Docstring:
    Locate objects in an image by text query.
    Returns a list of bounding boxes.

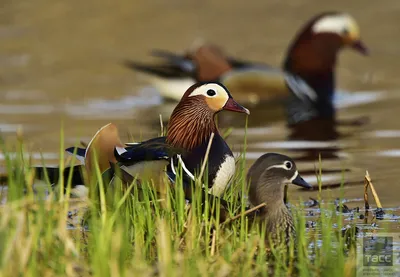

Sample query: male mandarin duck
[65,82,249,198]
[126,12,367,125]
[246,153,312,245]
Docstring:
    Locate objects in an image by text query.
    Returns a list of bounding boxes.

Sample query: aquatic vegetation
[0,129,391,277]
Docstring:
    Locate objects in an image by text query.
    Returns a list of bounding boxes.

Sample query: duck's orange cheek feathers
[205,96,228,112]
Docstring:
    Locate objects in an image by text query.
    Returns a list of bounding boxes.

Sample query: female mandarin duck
[126,12,367,125]
[246,153,312,245]
[65,82,249,198]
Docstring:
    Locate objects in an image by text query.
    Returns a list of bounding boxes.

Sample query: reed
[0,129,370,277]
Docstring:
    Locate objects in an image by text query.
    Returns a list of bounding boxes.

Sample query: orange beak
[352,40,369,55]
[223,98,250,115]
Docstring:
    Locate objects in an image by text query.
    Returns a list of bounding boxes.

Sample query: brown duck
[246,153,312,245]
[60,82,249,199]
[126,12,367,125]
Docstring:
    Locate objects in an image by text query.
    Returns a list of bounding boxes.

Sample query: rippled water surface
[0,1,399,230]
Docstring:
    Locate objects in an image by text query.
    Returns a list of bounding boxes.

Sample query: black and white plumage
[165,133,236,197]
[111,82,249,198]
[59,82,248,201]
[111,133,235,198]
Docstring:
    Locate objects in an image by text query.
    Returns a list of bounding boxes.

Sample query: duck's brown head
[166,82,249,150]
[284,12,368,75]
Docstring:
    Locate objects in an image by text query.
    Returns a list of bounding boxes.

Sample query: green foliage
[0,133,358,277]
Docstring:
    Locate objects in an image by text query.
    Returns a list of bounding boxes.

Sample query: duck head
[284,12,368,74]
[246,153,312,245]
[246,153,312,208]
[311,12,367,55]
[166,82,249,150]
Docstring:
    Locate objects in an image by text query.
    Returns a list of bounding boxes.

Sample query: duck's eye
[342,28,349,35]
[284,161,292,170]
[206,89,216,97]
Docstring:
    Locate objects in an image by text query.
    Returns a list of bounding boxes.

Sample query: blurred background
[1,1,400,206]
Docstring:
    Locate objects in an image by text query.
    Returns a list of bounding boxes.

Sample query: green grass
[0,134,360,277]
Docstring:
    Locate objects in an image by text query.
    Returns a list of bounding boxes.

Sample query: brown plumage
[246,153,312,246]
[166,97,217,151]
[285,12,346,74]
[283,12,367,104]
[107,82,249,200]
[166,81,249,151]
[189,44,232,81]
[84,123,124,179]
[126,11,368,112]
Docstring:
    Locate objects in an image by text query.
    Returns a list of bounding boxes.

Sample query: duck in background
[246,153,312,246]
[125,12,368,137]
[62,82,249,200]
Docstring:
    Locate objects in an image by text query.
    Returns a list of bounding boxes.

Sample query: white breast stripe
[289,170,299,182]
[177,155,195,181]
[170,157,176,175]
[209,155,235,197]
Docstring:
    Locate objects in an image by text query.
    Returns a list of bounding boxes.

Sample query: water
[0,1,399,231]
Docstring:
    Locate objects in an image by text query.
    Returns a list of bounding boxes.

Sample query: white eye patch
[188,83,226,98]
[312,14,356,35]
[266,161,293,171]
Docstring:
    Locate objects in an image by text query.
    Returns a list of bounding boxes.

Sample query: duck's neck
[166,103,218,151]
[260,201,294,243]
[261,200,292,223]
[283,34,340,106]
[252,179,294,237]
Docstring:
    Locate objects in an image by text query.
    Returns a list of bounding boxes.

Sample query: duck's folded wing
[150,49,272,73]
[113,137,174,183]
[115,136,171,164]
[283,73,319,125]
[123,60,195,79]
[221,68,319,122]
[227,57,273,70]
[150,49,196,73]
[220,67,291,101]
